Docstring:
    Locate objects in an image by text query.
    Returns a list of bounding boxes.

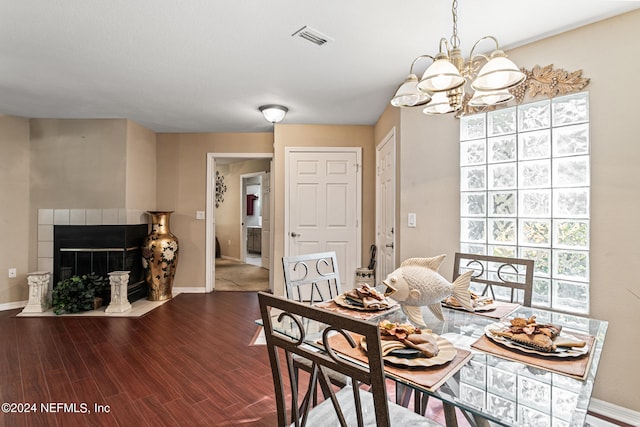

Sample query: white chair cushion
[295,385,441,427]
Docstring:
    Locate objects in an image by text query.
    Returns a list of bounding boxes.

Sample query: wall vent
[292,26,333,46]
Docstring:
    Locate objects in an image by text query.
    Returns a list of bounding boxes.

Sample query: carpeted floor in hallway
[215,258,269,292]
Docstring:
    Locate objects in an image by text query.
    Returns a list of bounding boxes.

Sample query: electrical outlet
[195,210,205,220]
[8,268,17,278]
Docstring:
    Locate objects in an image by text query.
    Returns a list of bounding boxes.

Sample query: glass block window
[460,92,590,314]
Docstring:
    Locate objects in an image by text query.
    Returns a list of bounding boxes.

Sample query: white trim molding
[589,398,640,426]
[0,300,27,312]
[173,287,207,295]
[205,152,274,294]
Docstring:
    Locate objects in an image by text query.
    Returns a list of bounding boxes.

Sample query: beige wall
[155,132,273,287]
[156,126,375,296]
[0,116,30,304]
[398,111,460,274]
[396,9,640,412]
[215,158,271,260]
[126,120,157,210]
[272,124,375,296]
[29,119,128,209]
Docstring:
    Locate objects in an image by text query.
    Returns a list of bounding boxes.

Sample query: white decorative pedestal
[105,271,132,313]
[22,271,51,313]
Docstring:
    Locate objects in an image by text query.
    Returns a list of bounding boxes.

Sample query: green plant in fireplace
[52,273,106,315]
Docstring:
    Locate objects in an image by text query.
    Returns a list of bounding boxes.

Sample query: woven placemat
[471,332,596,380]
[327,333,472,392]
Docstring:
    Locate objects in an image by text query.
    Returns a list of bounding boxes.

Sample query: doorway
[205,153,273,293]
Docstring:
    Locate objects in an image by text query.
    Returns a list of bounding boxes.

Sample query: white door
[261,171,270,268]
[376,129,396,283]
[285,148,361,290]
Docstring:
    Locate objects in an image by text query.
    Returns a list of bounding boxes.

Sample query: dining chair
[449,252,535,427]
[282,252,348,395]
[282,251,342,304]
[398,253,536,425]
[452,252,534,307]
[258,291,441,427]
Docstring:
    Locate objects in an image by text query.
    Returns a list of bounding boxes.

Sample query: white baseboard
[0,300,27,312]
[173,286,207,294]
[221,255,241,262]
[589,398,640,426]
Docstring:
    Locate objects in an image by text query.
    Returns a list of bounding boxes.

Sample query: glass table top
[259,302,608,427]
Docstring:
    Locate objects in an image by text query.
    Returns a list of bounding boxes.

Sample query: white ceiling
[1,1,638,133]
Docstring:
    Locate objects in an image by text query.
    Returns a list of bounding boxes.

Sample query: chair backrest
[258,291,390,427]
[282,252,342,304]
[453,252,535,307]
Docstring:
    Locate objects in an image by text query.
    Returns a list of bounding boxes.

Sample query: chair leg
[456,405,491,427]
[443,403,458,427]
[414,391,429,415]
[396,384,430,416]
[472,414,491,427]
[395,383,413,408]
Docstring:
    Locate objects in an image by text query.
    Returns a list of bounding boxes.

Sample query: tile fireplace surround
[37,208,148,290]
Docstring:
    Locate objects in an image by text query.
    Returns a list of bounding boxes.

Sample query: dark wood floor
[0,292,277,426]
[0,292,629,427]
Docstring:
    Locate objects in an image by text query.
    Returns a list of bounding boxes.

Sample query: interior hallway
[214,258,269,292]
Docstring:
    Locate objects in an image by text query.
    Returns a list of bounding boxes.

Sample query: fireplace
[53,224,149,303]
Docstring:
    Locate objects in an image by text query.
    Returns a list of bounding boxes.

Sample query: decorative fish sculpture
[382,254,473,327]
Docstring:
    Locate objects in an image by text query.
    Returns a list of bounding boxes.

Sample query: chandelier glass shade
[390,0,526,114]
[422,91,459,115]
[417,54,466,93]
[471,51,525,92]
[390,74,432,107]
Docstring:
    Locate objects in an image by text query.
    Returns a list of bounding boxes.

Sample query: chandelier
[390,0,526,115]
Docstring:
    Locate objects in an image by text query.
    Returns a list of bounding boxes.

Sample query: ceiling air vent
[292,26,333,46]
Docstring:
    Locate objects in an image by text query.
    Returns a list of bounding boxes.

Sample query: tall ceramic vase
[142,211,179,301]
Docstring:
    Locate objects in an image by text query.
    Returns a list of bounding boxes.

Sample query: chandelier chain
[450,0,460,48]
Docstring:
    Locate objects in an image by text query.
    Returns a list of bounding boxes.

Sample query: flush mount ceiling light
[390,0,526,115]
[259,104,289,124]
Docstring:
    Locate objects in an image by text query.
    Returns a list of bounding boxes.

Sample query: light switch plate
[408,213,417,228]
[195,211,205,220]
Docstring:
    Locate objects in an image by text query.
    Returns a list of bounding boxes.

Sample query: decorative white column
[22,271,51,313]
[105,271,132,313]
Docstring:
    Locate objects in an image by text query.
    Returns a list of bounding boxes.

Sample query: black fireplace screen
[54,224,149,301]
[58,248,142,282]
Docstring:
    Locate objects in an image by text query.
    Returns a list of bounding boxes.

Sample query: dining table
[258,298,608,427]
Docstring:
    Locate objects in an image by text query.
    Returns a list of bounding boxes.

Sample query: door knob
[290,232,299,237]
[385,242,394,249]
